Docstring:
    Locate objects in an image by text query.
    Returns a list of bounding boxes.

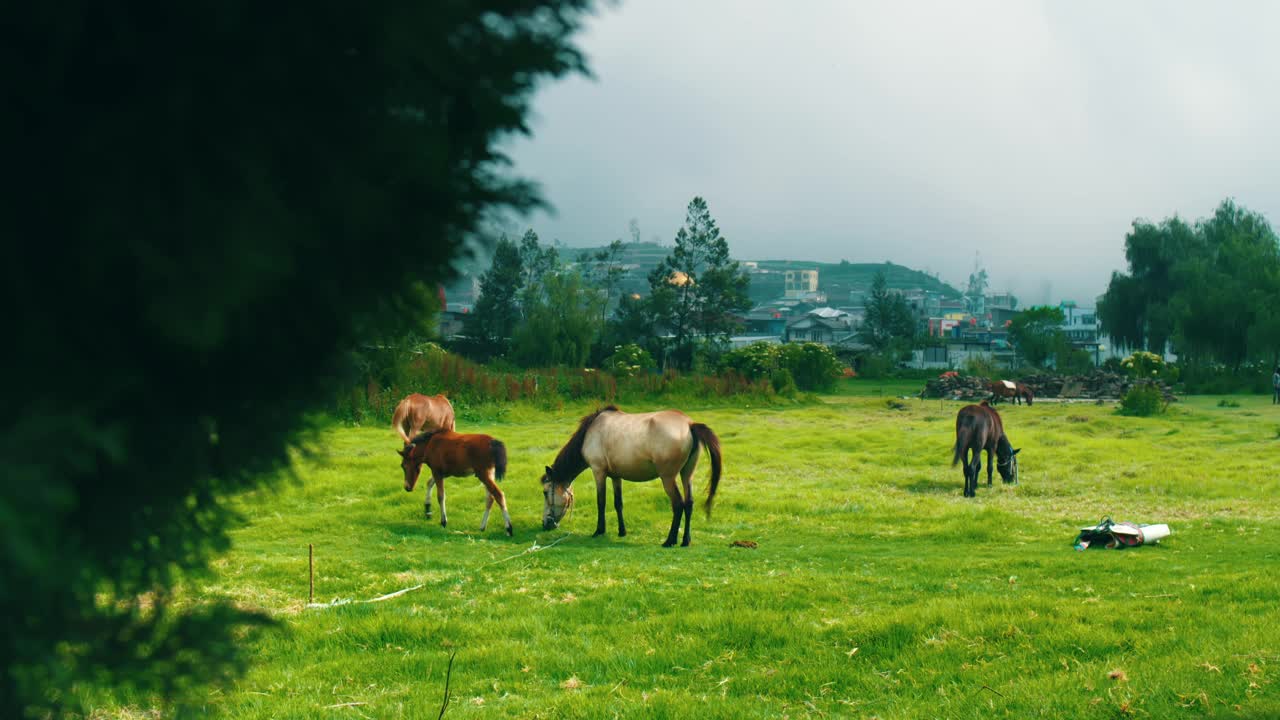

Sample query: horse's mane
[409,429,442,446]
[550,405,619,482]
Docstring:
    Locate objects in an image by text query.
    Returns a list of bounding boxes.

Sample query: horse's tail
[690,423,722,519]
[392,399,412,445]
[952,415,975,467]
[491,439,507,481]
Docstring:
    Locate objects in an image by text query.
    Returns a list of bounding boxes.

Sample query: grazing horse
[540,405,722,547]
[392,393,455,515]
[988,379,1034,406]
[393,393,455,443]
[399,430,512,536]
[952,401,1021,497]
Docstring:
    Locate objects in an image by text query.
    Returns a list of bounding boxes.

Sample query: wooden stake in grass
[308,543,314,605]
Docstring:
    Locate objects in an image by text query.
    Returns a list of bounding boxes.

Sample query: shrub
[858,353,893,379]
[1120,351,1175,382]
[603,343,656,378]
[1118,382,1166,417]
[720,341,840,392]
[770,367,798,397]
[778,343,842,392]
[961,353,1000,379]
[719,341,780,380]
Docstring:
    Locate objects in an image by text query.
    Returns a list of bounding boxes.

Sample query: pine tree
[464,236,523,358]
[646,197,750,368]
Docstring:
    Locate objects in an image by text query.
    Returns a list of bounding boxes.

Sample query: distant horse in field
[399,430,512,536]
[392,393,455,514]
[541,405,722,547]
[988,379,1034,406]
[952,401,1020,498]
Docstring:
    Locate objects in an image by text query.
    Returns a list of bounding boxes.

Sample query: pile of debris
[920,372,992,400]
[919,371,1178,402]
[1021,371,1176,402]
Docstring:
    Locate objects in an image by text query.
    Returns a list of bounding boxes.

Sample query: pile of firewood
[920,373,992,400]
[1020,371,1176,402]
[919,371,1177,402]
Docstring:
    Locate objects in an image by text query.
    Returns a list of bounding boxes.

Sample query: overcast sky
[505,0,1280,306]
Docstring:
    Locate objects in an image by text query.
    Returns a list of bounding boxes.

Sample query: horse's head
[996,440,1021,484]
[540,465,575,530]
[398,443,424,492]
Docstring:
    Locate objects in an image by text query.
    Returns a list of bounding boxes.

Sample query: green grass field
[109,388,1280,718]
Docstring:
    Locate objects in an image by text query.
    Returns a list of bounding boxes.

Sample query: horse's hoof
[662,540,676,547]
[618,529,627,537]
[592,530,605,538]
[681,539,691,547]
[506,526,513,537]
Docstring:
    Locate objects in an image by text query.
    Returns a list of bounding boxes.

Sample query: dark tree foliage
[0,2,592,716]
[646,197,751,369]
[1008,306,1067,367]
[464,235,524,358]
[1099,199,1280,369]
[857,270,917,355]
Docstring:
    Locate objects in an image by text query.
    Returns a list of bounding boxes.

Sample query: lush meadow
[109,387,1280,718]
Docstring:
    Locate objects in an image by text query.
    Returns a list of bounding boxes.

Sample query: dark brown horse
[399,430,511,536]
[988,379,1034,406]
[540,406,722,547]
[952,401,1020,497]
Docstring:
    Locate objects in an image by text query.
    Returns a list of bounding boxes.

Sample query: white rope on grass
[306,583,425,610]
[485,533,574,566]
[304,534,574,610]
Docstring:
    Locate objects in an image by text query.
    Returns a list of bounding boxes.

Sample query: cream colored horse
[540,405,722,547]
[392,393,455,515]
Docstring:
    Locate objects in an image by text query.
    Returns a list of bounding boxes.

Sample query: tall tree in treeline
[646,197,751,369]
[517,228,561,319]
[512,271,599,367]
[1008,305,1067,367]
[463,235,523,358]
[857,270,917,356]
[1099,199,1280,370]
[1,1,593,717]
[578,238,627,334]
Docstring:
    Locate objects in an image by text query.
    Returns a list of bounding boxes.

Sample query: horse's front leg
[660,474,683,547]
[423,476,435,518]
[612,477,626,537]
[592,467,608,537]
[985,449,994,486]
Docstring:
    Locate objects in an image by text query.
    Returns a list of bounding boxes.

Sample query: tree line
[1099,199,1280,373]
[460,196,753,371]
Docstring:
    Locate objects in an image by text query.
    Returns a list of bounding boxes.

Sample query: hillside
[747,259,961,304]
[569,243,962,305]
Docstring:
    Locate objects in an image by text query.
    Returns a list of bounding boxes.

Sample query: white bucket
[1140,524,1171,544]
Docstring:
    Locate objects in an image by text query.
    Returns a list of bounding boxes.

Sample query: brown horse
[392,393,455,515]
[952,401,1020,497]
[541,405,722,547]
[988,379,1034,406]
[399,430,512,536]
[393,393,456,444]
